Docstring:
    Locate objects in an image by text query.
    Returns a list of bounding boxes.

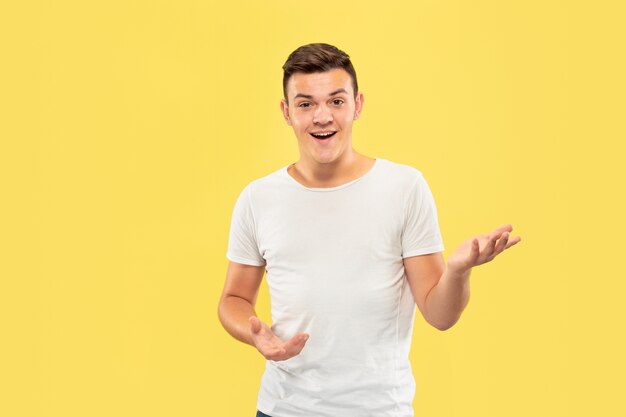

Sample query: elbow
[217,303,224,328]
[217,296,228,327]
[434,323,453,331]
[430,318,459,331]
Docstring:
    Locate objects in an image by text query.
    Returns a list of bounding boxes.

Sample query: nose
[313,103,333,125]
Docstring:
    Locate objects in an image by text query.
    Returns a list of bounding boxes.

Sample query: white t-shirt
[226,158,445,417]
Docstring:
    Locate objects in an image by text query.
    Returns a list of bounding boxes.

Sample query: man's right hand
[249,316,309,361]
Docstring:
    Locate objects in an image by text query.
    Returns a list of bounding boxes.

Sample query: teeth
[312,132,335,137]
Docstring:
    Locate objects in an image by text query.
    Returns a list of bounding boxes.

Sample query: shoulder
[251,165,289,189]
[376,158,426,186]
[235,164,292,204]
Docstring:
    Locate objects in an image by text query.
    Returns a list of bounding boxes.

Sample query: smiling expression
[280,68,364,165]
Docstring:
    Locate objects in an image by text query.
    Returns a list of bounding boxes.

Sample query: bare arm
[217,261,309,360]
[403,251,461,331]
[404,224,522,331]
[217,261,265,345]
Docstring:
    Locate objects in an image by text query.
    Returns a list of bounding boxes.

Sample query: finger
[268,335,306,360]
[504,236,522,249]
[483,234,498,257]
[283,333,309,354]
[264,347,287,361]
[249,316,261,334]
[255,334,287,357]
[493,232,509,254]
[490,224,513,238]
[280,334,309,360]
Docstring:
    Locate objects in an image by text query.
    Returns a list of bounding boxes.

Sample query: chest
[256,191,405,269]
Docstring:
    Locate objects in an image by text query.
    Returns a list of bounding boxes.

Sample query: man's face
[280,68,363,165]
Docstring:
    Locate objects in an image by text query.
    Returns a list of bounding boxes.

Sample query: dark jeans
[256,411,271,417]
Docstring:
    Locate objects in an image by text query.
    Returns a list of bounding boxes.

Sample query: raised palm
[447,224,522,274]
[249,316,309,361]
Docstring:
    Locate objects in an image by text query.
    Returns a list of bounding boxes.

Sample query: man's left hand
[447,224,522,274]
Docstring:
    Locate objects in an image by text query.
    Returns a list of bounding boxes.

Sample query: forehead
[287,68,353,99]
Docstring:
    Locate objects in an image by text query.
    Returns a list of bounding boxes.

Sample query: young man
[218,43,521,417]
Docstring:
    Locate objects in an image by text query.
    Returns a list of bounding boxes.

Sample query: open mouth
[309,131,337,140]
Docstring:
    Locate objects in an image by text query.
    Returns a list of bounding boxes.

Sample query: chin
[313,154,339,164]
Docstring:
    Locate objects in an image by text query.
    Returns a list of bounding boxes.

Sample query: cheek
[291,116,309,131]
[337,109,354,122]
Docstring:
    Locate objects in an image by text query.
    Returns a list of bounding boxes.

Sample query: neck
[300,150,356,179]
[291,149,373,188]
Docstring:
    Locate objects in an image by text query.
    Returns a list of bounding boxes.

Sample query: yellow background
[1,1,624,416]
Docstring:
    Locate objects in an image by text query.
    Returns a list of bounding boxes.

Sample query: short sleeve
[401,172,445,258]
[226,185,266,266]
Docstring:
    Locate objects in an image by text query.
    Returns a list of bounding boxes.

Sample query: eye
[298,102,312,108]
[332,99,344,106]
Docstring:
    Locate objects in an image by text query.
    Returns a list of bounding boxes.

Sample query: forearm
[424,266,471,330]
[217,295,256,346]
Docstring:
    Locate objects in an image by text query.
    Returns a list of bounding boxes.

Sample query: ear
[353,92,364,120]
[280,99,292,126]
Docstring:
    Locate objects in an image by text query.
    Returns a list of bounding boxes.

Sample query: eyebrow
[293,88,349,100]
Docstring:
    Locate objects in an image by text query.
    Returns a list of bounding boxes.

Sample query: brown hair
[282,43,358,104]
